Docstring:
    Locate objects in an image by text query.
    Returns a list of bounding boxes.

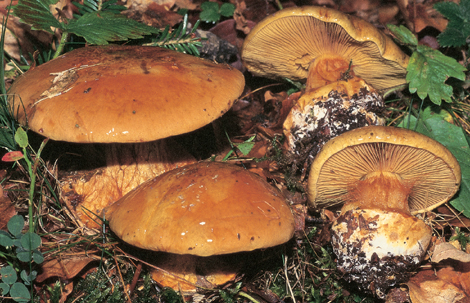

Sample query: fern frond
[144,16,204,56]
[73,0,127,17]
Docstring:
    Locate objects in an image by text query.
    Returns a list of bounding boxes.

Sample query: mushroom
[241,6,409,176]
[242,6,408,93]
[308,125,461,298]
[7,45,245,228]
[103,161,295,294]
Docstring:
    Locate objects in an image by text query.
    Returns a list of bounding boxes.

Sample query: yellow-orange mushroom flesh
[342,171,413,215]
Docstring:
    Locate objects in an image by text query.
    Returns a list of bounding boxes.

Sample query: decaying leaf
[396,0,449,33]
[0,190,16,231]
[407,276,466,303]
[432,242,470,263]
[36,255,98,283]
[436,265,470,298]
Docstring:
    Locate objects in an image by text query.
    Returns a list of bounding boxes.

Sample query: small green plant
[199,1,235,23]
[223,132,256,161]
[0,215,44,302]
[144,14,203,56]
[434,0,470,48]
[11,0,204,61]
[387,24,467,105]
[12,0,159,59]
[450,227,470,251]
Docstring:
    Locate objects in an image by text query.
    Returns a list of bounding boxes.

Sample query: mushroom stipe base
[283,82,384,178]
[331,208,431,298]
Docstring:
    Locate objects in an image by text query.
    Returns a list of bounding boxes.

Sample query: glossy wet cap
[308,125,461,214]
[8,45,245,143]
[104,162,295,256]
[242,6,409,91]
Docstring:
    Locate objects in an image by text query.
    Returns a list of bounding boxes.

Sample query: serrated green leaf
[437,26,470,48]
[200,2,220,23]
[66,11,159,45]
[200,1,219,11]
[386,24,418,46]
[406,45,466,105]
[13,0,65,34]
[434,0,470,47]
[219,3,235,17]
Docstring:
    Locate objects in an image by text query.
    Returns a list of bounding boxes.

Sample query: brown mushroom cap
[8,45,245,143]
[241,6,409,92]
[308,125,461,214]
[104,161,295,256]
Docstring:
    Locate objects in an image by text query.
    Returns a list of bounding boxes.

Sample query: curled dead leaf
[0,194,16,230]
[407,278,466,303]
[432,242,470,264]
[36,256,98,283]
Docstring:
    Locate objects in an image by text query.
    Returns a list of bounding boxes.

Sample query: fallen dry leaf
[407,277,467,303]
[437,265,470,297]
[397,0,450,33]
[432,242,470,264]
[0,189,16,230]
[36,256,98,283]
[435,206,470,228]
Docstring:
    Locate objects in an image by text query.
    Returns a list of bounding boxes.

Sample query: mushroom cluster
[308,125,461,298]
[8,45,245,227]
[104,161,295,294]
[242,6,409,175]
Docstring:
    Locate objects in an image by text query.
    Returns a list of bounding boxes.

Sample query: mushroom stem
[343,171,413,214]
[306,55,353,92]
[61,138,196,228]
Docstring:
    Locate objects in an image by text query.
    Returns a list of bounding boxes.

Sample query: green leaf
[20,270,37,285]
[20,232,41,251]
[66,11,159,45]
[14,127,28,149]
[398,111,470,219]
[386,24,418,46]
[10,282,30,302]
[1,266,18,284]
[0,283,10,295]
[200,2,220,23]
[235,142,255,156]
[13,0,65,34]
[7,215,24,238]
[406,45,466,105]
[234,135,256,156]
[434,0,470,47]
[16,248,32,263]
[32,249,44,264]
[0,230,14,247]
[219,3,235,17]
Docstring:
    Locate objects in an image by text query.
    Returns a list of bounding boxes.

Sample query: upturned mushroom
[7,45,245,228]
[104,161,295,295]
[308,125,461,298]
[242,6,409,176]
